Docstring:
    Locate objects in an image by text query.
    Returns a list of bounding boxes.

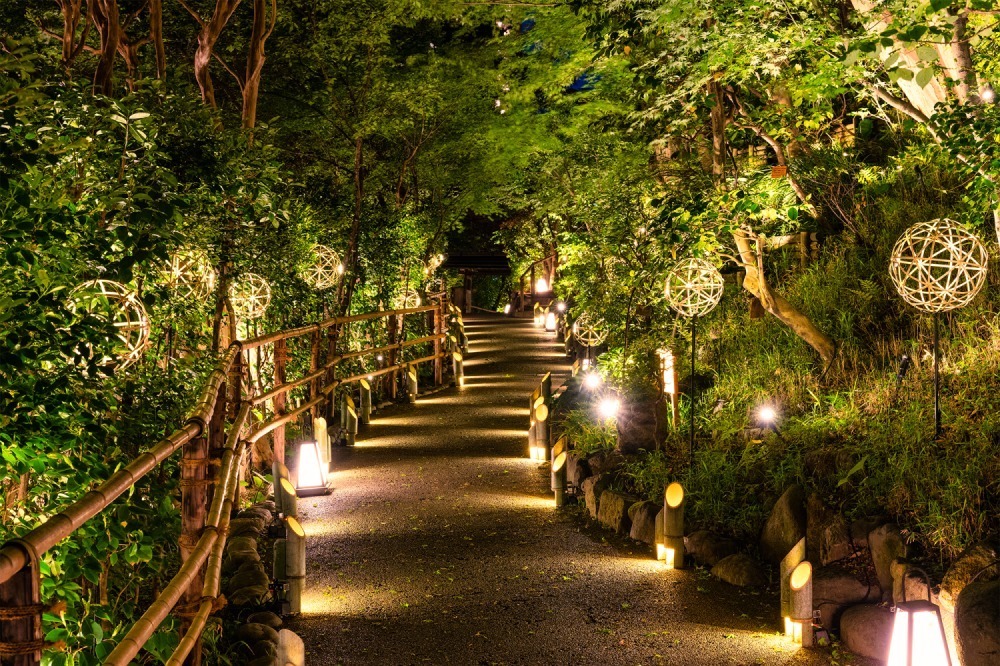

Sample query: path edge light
[662,482,685,569]
[886,567,952,666]
[295,440,330,497]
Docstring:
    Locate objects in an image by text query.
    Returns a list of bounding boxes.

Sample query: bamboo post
[433,305,443,386]
[345,394,358,446]
[359,378,372,424]
[406,364,418,403]
[781,537,806,628]
[662,482,685,569]
[528,387,540,460]
[789,561,814,647]
[315,416,329,471]
[551,435,568,508]
[285,516,305,615]
[179,407,212,666]
[0,547,42,666]
[278,477,297,519]
[540,373,552,460]
[273,338,287,469]
[309,330,321,420]
[535,398,549,462]
[387,316,399,401]
[452,351,464,387]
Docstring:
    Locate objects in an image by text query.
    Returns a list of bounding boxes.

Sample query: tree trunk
[149,0,165,80]
[242,0,276,132]
[338,136,364,316]
[709,80,727,183]
[88,0,121,95]
[58,0,86,74]
[733,229,835,367]
[193,0,242,109]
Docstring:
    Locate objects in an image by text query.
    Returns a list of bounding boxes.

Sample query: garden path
[290,315,837,666]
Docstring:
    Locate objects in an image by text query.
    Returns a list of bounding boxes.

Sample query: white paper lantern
[72,279,151,368]
[302,244,343,290]
[230,273,272,320]
[664,258,724,318]
[164,248,216,301]
[572,312,607,347]
[889,218,988,313]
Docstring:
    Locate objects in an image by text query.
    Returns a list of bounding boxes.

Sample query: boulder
[582,474,611,520]
[806,493,852,566]
[615,398,663,454]
[940,541,999,613]
[229,517,266,539]
[684,530,739,567]
[566,452,591,489]
[227,535,259,555]
[849,518,881,550]
[813,562,881,630]
[956,580,1000,666]
[759,485,807,564]
[238,506,273,524]
[223,548,262,575]
[586,451,624,477]
[839,604,893,660]
[247,611,283,629]
[226,563,270,594]
[597,490,637,535]
[868,524,906,601]
[628,501,660,544]
[250,639,278,659]
[234,623,280,645]
[711,554,767,588]
[229,584,271,606]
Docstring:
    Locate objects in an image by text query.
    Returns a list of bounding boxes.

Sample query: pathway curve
[291,315,836,665]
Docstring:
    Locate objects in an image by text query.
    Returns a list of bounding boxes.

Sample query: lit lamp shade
[887,600,952,666]
[535,277,549,294]
[296,440,330,497]
[545,311,557,331]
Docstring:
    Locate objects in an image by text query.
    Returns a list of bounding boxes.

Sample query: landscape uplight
[583,372,602,390]
[757,405,777,426]
[597,396,620,421]
[535,277,549,294]
[504,303,512,315]
[555,300,567,313]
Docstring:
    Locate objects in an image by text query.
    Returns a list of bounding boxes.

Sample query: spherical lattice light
[72,279,151,368]
[572,312,607,347]
[164,248,216,301]
[302,244,343,290]
[394,290,422,310]
[664,258,724,318]
[889,219,988,313]
[229,273,272,320]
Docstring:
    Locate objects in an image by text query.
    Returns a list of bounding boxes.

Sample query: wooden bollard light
[551,435,568,507]
[662,482,685,569]
[295,440,330,497]
[788,561,813,647]
[406,364,418,403]
[360,378,372,424]
[453,351,464,387]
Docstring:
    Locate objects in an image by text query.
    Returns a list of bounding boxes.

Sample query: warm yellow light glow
[583,372,602,390]
[656,543,666,561]
[535,277,549,293]
[659,349,676,394]
[296,441,327,493]
[535,404,549,422]
[286,515,305,537]
[556,301,566,312]
[529,445,547,462]
[887,601,952,666]
[665,482,684,508]
[758,405,777,424]
[665,547,676,569]
[280,477,296,497]
[784,616,793,638]
[597,397,620,420]
[545,311,557,331]
[790,561,812,590]
[581,358,591,370]
[504,303,512,314]
[552,452,567,470]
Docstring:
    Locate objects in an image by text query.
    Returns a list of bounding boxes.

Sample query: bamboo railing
[0,296,463,666]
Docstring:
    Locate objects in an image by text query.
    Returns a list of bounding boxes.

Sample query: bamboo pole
[285,516,305,614]
[663,482,685,569]
[551,436,568,508]
[359,378,372,424]
[406,364,418,403]
[789,561,814,647]
[452,352,464,387]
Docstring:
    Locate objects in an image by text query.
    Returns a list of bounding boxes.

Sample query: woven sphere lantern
[571,312,607,347]
[302,244,344,290]
[394,290,422,310]
[889,219,988,313]
[72,279,151,368]
[664,258,724,318]
[164,248,215,301]
[229,273,272,320]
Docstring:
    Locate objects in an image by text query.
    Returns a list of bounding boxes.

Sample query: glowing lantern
[787,561,813,646]
[544,311,557,331]
[597,397,620,421]
[302,244,343,289]
[71,279,151,369]
[887,597,951,666]
[295,440,330,497]
[555,300,567,313]
[230,273,272,320]
[535,276,549,294]
[583,372,602,390]
[659,349,676,395]
[504,303,512,315]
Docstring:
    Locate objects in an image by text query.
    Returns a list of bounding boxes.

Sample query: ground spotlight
[504,303,512,315]
[555,300,567,313]
[583,372,602,390]
[597,396,620,421]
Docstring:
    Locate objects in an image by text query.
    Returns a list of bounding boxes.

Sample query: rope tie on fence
[0,601,69,656]
[0,638,49,656]
[0,603,45,620]
[172,594,226,618]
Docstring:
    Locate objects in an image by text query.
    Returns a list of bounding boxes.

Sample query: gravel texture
[290,315,853,665]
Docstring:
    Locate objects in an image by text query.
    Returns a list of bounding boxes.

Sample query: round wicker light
[229,273,272,320]
[72,279,151,368]
[394,290,422,310]
[889,219,988,313]
[572,312,607,347]
[664,258,724,318]
[302,244,343,290]
[164,248,216,301]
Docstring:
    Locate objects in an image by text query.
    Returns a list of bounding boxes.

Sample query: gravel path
[290,315,844,665]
